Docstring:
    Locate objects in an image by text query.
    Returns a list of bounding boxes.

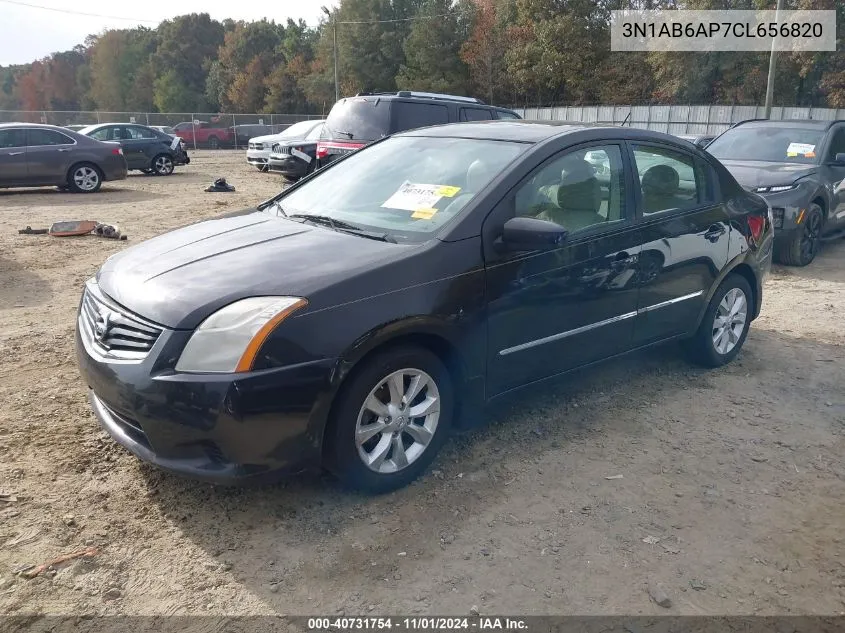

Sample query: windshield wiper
[337,130,354,139]
[287,214,394,242]
[263,199,287,216]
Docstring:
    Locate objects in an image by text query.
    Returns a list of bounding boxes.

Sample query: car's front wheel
[325,346,453,493]
[686,274,752,367]
[152,154,174,176]
[777,203,823,266]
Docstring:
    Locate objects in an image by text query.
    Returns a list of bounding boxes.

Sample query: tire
[685,274,753,368]
[776,203,823,266]
[66,163,102,193]
[207,136,220,150]
[151,154,174,176]
[324,346,454,493]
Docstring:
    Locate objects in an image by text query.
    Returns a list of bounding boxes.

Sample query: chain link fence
[0,111,323,149]
[513,104,845,134]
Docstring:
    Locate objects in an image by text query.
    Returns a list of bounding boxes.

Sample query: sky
[0,0,338,66]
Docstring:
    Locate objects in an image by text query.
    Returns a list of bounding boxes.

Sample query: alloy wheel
[355,368,440,474]
[711,288,748,355]
[799,211,822,264]
[154,156,174,175]
[73,166,99,191]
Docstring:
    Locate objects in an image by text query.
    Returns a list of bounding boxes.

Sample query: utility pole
[322,6,339,102]
[764,0,785,119]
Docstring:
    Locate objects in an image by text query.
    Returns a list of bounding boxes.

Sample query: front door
[0,128,27,185]
[628,142,730,344]
[484,142,641,395]
[24,128,77,183]
[822,124,845,230]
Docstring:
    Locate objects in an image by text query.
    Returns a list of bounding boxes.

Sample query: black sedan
[78,123,189,176]
[76,121,773,492]
[267,123,325,180]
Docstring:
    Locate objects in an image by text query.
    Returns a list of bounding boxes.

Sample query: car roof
[401,120,690,144]
[734,119,842,130]
[0,122,78,130]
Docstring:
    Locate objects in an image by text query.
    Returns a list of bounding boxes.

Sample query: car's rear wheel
[686,274,752,367]
[777,203,823,266]
[324,346,453,493]
[152,154,174,176]
[67,163,102,193]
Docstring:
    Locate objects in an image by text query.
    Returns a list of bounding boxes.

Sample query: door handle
[56,148,71,152]
[704,224,726,242]
[7,151,23,156]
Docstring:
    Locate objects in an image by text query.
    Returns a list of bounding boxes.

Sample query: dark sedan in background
[0,123,127,192]
[79,123,189,176]
[267,122,325,180]
[706,118,845,266]
[77,121,772,493]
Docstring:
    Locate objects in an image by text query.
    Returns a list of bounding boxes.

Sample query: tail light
[111,148,123,156]
[316,143,328,160]
[747,215,765,241]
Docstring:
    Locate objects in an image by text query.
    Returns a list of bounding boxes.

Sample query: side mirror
[833,153,845,165]
[694,138,711,149]
[501,216,568,251]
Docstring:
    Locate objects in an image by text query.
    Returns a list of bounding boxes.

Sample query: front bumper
[75,292,335,484]
[756,188,809,243]
[246,148,271,166]
[267,156,307,178]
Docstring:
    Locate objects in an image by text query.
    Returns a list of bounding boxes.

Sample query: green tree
[396,0,470,93]
[153,69,189,112]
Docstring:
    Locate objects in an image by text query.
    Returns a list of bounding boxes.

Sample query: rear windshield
[324,98,391,142]
[707,126,824,164]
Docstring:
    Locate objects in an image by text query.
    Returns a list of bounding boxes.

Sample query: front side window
[707,126,823,165]
[514,144,626,233]
[274,135,526,242]
[0,129,26,148]
[632,145,703,215]
[826,127,845,161]
[305,124,324,141]
[88,127,113,141]
[280,120,319,139]
[28,129,74,146]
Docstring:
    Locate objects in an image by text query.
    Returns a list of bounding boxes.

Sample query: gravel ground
[0,151,843,616]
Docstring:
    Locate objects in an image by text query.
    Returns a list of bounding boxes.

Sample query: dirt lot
[0,151,843,617]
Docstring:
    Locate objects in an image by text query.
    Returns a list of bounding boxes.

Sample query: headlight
[755,184,797,193]
[175,297,307,373]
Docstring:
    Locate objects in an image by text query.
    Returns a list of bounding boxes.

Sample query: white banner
[611,10,836,52]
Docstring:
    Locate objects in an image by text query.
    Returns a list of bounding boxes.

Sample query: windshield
[324,98,391,141]
[707,126,823,164]
[273,135,526,242]
[280,120,320,139]
[305,123,324,141]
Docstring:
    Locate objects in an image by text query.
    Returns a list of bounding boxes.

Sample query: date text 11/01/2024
[307,618,529,631]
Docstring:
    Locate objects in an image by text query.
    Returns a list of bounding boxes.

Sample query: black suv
[706,119,845,266]
[316,91,521,167]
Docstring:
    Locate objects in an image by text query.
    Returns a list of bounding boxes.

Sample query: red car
[172,120,233,149]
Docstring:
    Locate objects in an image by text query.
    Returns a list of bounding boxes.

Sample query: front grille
[79,290,162,360]
[272,144,290,155]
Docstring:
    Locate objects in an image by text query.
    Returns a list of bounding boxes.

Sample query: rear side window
[632,144,707,215]
[460,107,493,122]
[126,126,156,139]
[392,102,449,132]
[28,129,74,146]
[496,110,521,120]
[325,98,391,142]
[0,129,27,148]
[89,127,113,141]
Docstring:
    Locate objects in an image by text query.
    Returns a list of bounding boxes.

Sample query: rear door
[822,124,845,229]
[628,142,730,345]
[0,128,28,185]
[121,126,157,169]
[25,128,77,183]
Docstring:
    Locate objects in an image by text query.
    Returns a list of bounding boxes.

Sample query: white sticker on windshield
[381,182,460,211]
[786,142,815,157]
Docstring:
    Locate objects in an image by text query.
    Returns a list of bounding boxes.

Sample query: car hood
[716,159,817,188]
[96,210,409,329]
[250,133,288,144]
